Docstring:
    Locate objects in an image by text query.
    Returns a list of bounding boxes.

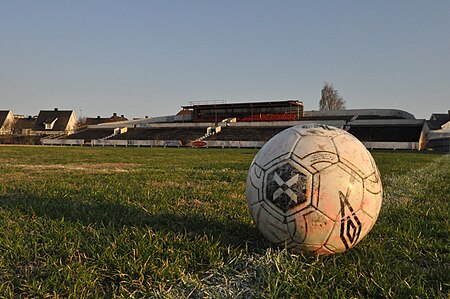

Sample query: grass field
[0,146,448,298]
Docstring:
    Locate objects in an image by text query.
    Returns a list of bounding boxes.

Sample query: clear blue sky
[1,1,449,119]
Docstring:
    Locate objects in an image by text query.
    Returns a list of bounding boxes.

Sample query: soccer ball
[246,124,382,255]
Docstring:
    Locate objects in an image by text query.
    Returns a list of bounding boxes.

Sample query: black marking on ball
[339,191,362,250]
[266,163,307,212]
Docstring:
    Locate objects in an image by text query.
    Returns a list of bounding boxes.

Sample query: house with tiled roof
[419,111,450,151]
[84,113,128,126]
[31,108,78,135]
[12,115,37,135]
[427,113,450,130]
[0,110,14,135]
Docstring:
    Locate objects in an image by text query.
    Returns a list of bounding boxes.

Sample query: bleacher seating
[64,129,115,142]
[240,113,298,122]
[108,127,206,143]
[205,126,289,141]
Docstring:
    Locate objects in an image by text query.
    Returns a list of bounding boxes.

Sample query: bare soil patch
[5,163,138,173]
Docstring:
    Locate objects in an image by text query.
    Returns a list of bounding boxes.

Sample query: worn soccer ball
[246,124,382,255]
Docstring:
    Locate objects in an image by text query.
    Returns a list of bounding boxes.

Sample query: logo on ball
[266,163,307,212]
[339,191,362,250]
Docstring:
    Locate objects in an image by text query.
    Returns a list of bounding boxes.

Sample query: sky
[1,1,449,120]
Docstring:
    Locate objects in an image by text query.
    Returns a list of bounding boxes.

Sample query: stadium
[1,100,449,151]
[1,103,449,297]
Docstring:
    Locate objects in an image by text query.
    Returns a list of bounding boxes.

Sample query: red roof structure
[182,100,304,122]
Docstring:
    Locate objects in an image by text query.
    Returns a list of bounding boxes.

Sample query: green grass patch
[0,147,448,298]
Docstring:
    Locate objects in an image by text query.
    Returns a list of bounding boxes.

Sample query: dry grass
[6,163,138,173]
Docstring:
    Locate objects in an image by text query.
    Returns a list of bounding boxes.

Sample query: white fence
[41,139,84,146]
[190,140,266,148]
[43,139,420,150]
[91,139,181,147]
[362,141,419,150]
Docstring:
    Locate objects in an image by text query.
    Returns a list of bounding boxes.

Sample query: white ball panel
[311,160,338,172]
[317,164,363,220]
[291,150,339,174]
[254,203,290,244]
[368,151,381,174]
[359,210,377,239]
[286,213,307,244]
[364,172,382,194]
[324,209,374,253]
[353,210,377,247]
[252,162,264,179]
[254,129,300,169]
[289,123,343,138]
[314,245,335,255]
[332,132,375,178]
[323,243,341,253]
[361,189,383,219]
[322,221,346,253]
[246,164,264,207]
[246,174,261,207]
[302,210,335,245]
[292,135,337,159]
[294,243,326,254]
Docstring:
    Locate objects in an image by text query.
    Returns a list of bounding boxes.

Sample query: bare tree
[77,116,87,127]
[319,82,346,111]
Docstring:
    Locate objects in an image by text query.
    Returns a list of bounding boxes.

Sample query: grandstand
[63,128,115,143]
[108,127,207,145]
[52,107,426,150]
[32,100,448,151]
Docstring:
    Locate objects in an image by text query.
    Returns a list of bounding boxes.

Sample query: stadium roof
[182,100,303,110]
[346,119,425,127]
[304,109,416,120]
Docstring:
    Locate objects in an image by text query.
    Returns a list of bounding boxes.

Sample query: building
[421,112,450,151]
[84,113,128,126]
[0,110,14,135]
[32,108,78,135]
[12,115,37,135]
[302,109,425,150]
